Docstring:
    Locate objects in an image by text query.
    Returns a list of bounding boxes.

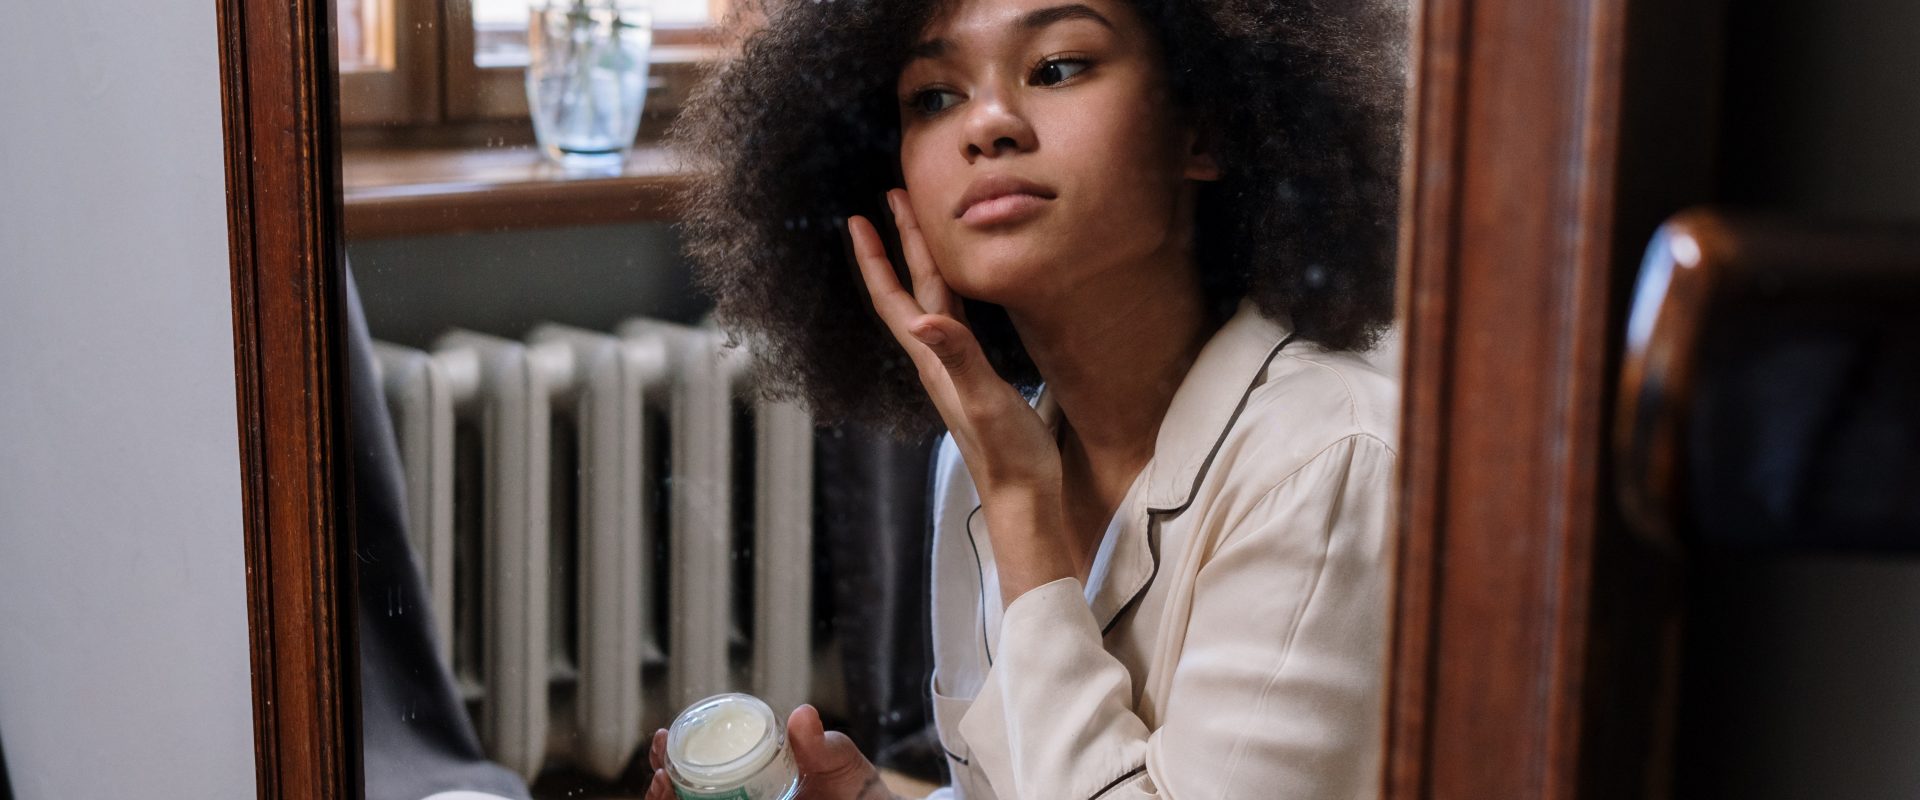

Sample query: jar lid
[666,693,784,789]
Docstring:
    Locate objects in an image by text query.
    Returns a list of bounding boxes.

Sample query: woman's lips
[959,192,1052,227]
[954,175,1057,228]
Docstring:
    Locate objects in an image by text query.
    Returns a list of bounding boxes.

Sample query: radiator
[372,318,815,781]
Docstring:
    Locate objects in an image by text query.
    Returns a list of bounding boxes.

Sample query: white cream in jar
[665,693,800,800]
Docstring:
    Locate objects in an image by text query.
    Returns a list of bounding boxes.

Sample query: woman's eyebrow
[905,4,1114,63]
[1019,3,1114,32]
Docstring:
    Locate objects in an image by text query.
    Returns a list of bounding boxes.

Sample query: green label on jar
[672,788,751,800]
[669,743,798,800]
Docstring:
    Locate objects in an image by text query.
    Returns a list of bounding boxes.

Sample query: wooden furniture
[1616,209,1920,548]
[1385,1,1724,798]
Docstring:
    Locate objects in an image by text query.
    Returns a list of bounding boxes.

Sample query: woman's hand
[849,189,1077,601]
[644,704,900,800]
[849,189,1062,498]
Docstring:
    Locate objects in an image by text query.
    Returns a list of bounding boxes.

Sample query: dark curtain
[347,264,533,800]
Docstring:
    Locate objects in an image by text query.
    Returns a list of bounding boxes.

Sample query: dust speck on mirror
[334,0,1410,797]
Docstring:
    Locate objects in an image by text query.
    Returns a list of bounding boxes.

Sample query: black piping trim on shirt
[1099,332,1297,637]
[965,503,992,666]
[941,745,971,766]
[1088,764,1149,799]
[1101,514,1161,639]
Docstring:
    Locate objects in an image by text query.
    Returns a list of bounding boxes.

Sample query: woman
[651,0,1405,796]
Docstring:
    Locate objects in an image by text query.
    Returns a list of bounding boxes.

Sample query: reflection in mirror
[335,0,1409,797]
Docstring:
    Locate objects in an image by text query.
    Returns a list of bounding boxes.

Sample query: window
[340,0,727,128]
[339,0,734,239]
[471,0,714,67]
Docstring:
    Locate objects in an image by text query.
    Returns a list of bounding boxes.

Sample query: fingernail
[886,192,900,217]
[913,326,946,346]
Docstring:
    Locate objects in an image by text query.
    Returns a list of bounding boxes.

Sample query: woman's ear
[1182,125,1223,182]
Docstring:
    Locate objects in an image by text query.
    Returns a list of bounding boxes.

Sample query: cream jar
[665,693,800,800]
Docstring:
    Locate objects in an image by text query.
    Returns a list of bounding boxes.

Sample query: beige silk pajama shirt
[923,299,1399,800]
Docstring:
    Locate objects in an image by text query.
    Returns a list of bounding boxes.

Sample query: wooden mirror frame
[220,0,1711,796]
[1388,0,1629,795]
[220,0,359,795]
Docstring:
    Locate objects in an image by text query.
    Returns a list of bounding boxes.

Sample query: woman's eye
[1031,57,1091,87]
[909,88,963,116]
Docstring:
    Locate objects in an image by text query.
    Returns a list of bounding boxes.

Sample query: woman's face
[895,0,1217,308]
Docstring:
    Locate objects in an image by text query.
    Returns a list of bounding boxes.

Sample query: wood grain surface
[342,142,690,238]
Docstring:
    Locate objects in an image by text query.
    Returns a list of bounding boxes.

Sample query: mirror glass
[333,1,1412,797]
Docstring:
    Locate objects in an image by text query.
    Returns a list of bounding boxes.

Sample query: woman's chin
[941,266,1048,309]
[939,244,1069,306]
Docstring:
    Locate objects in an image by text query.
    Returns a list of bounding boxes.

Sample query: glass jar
[665,693,801,800]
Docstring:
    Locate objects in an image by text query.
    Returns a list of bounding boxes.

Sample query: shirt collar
[1029,298,1297,630]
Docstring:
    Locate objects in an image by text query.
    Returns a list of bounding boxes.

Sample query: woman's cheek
[921,226,983,295]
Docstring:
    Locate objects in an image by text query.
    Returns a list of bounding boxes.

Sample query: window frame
[338,0,442,126]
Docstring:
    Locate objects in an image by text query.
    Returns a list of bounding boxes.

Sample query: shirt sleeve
[986,434,1395,799]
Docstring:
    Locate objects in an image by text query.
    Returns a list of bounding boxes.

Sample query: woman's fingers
[848,215,932,350]
[644,728,671,800]
[848,211,979,380]
[788,703,867,775]
[849,214,968,412]
[787,704,886,799]
[851,211,1028,441]
[906,314,993,397]
[885,189,963,323]
[786,703,833,773]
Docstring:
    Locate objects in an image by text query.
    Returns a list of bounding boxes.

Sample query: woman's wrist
[980,486,1076,605]
[969,447,1062,501]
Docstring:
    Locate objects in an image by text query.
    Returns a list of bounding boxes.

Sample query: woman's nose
[960,91,1037,161]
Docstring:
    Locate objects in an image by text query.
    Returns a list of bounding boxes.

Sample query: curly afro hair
[672,0,1406,438]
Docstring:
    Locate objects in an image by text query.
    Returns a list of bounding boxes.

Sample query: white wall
[0,2,256,798]
[350,222,701,348]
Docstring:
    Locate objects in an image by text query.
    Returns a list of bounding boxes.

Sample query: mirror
[330,0,1412,797]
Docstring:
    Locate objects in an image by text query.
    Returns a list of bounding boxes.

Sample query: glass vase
[526,0,654,172]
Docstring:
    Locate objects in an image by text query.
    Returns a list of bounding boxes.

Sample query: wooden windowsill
[343,141,692,240]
